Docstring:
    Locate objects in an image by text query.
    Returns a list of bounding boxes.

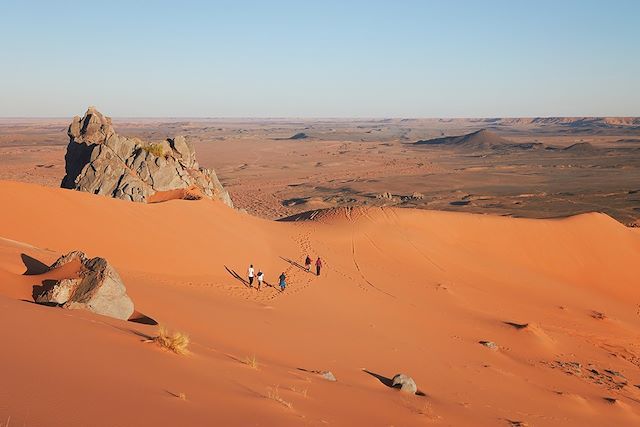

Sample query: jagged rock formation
[35,251,134,320]
[61,107,233,206]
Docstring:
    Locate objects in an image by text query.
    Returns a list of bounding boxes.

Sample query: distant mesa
[487,117,640,129]
[289,132,309,140]
[414,129,540,151]
[60,106,233,206]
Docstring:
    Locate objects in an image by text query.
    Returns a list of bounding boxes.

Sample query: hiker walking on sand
[279,272,287,291]
[305,255,312,271]
[315,257,323,276]
[248,264,255,288]
[257,270,264,290]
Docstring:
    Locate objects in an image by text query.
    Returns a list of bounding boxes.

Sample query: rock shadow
[504,321,529,329]
[363,369,394,387]
[129,311,158,325]
[21,253,49,275]
[31,279,58,304]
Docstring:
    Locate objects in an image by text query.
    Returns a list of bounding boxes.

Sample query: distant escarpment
[61,107,233,206]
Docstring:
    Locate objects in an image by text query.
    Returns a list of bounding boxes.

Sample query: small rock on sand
[392,373,417,394]
[320,371,337,382]
[479,340,498,350]
[35,251,134,320]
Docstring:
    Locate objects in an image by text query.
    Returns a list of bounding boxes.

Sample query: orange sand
[1,180,639,426]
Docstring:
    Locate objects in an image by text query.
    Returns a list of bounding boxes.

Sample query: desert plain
[1,114,640,426]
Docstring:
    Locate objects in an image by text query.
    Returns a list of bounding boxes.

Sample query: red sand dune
[1,180,640,426]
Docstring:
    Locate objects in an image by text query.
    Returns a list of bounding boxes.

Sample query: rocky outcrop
[35,251,134,320]
[289,132,308,140]
[61,107,233,206]
[391,373,417,394]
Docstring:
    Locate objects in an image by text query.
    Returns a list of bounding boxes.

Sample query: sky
[0,0,638,117]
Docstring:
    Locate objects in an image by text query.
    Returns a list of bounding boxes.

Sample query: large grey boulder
[35,251,134,321]
[391,373,418,394]
[61,106,233,206]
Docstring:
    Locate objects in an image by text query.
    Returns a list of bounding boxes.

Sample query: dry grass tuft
[289,385,308,398]
[1,416,10,427]
[153,325,190,355]
[267,385,293,409]
[177,392,187,401]
[244,354,259,369]
[142,143,165,157]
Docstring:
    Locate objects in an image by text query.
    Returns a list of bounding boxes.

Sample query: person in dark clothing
[315,257,322,276]
[305,255,312,271]
[279,272,287,291]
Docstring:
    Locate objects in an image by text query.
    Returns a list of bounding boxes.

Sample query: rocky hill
[61,107,232,206]
[414,129,541,151]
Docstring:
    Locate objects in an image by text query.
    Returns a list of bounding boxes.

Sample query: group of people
[305,255,323,276]
[246,255,323,292]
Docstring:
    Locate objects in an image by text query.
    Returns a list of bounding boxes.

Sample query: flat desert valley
[1,113,640,426]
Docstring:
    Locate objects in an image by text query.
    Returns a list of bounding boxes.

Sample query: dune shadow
[280,256,310,273]
[224,265,249,287]
[362,369,426,396]
[21,253,49,275]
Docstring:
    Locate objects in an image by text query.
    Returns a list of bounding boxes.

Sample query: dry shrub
[153,325,190,355]
[244,354,259,369]
[142,143,165,157]
[289,385,308,397]
[266,385,292,409]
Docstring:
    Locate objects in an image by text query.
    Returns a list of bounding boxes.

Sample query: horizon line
[1,115,639,120]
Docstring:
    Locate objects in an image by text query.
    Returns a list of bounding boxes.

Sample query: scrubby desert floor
[1,118,640,426]
[2,117,639,223]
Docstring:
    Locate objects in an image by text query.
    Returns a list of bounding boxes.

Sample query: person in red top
[315,257,322,276]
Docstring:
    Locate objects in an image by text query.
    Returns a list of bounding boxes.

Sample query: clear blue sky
[0,0,638,117]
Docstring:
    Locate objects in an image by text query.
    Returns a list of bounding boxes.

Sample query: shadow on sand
[129,312,158,325]
[224,265,249,287]
[280,256,312,273]
[21,253,50,275]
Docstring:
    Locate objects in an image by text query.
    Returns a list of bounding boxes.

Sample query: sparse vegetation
[266,385,292,409]
[142,143,165,157]
[244,354,259,369]
[153,325,190,355]
[1,416,10,427]
[177,392,187,401]
[289,385,308,397]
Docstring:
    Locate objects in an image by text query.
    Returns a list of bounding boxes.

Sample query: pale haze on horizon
[0,0,638,118]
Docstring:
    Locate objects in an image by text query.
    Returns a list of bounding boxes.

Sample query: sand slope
[1,180,640,426]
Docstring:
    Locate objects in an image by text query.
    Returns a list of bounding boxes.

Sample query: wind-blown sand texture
[1,180,640,426]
